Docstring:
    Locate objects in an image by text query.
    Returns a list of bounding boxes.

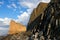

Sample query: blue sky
[0,0,43,26]
[0,0,51,36]
[0,0,28,19]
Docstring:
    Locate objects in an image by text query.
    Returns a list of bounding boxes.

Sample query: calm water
[0,26,9,36]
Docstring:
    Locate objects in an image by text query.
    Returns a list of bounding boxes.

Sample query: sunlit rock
[8,20,26,34]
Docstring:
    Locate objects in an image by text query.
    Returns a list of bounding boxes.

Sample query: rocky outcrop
[28,3,48,24]
[8,20,26,34]
[27,3,48,30]
[1,31,44,40]
[27,0,60,40]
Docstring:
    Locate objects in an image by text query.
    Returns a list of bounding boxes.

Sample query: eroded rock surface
[8,20,26,34]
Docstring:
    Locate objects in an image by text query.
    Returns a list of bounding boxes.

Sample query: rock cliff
[27,2,48,30]
[8,20,26,34]
[28,3,48,24]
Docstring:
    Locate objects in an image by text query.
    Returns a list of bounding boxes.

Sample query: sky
[0,0,51,36]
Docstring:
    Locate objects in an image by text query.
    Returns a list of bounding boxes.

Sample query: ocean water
[0,26,9,36]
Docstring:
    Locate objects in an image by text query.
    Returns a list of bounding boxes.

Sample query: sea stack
[8,20,26,34]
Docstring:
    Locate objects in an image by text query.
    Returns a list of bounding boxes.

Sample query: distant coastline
[0,27,9,36]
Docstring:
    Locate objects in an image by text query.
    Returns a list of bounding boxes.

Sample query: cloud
[19,0,41,4]
[7,3,17,9]
[11,3,17,8]
[41,0,51,3]
[3,18,11,25]
[19,0,41,9]
[16,9,33,26]
[19,0,51,8]
[0,18,11,25]
[17,11,30,25]
[20,2,35,8]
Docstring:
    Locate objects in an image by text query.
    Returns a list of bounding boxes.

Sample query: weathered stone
[28,3,48,24]
[8,20,26,34]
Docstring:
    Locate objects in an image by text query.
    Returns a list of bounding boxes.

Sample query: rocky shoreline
[0,31,57,40]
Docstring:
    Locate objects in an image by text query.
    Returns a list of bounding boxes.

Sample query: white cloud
[0,18,11,25]
[41,0,51,3]
[11,3,17,8]
[16,9,33,26]
[7,3,17,9]
[3,18,11,25]
[0,18,4,21]
[20,1,40,9]
[17,12,29,25]
[19,0,41,4]
[20,2,35,8]
[19,0,51,8]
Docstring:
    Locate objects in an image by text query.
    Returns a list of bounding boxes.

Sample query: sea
[0,25,9,36]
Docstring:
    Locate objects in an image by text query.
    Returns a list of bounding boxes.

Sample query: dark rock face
[27,0,60,40]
